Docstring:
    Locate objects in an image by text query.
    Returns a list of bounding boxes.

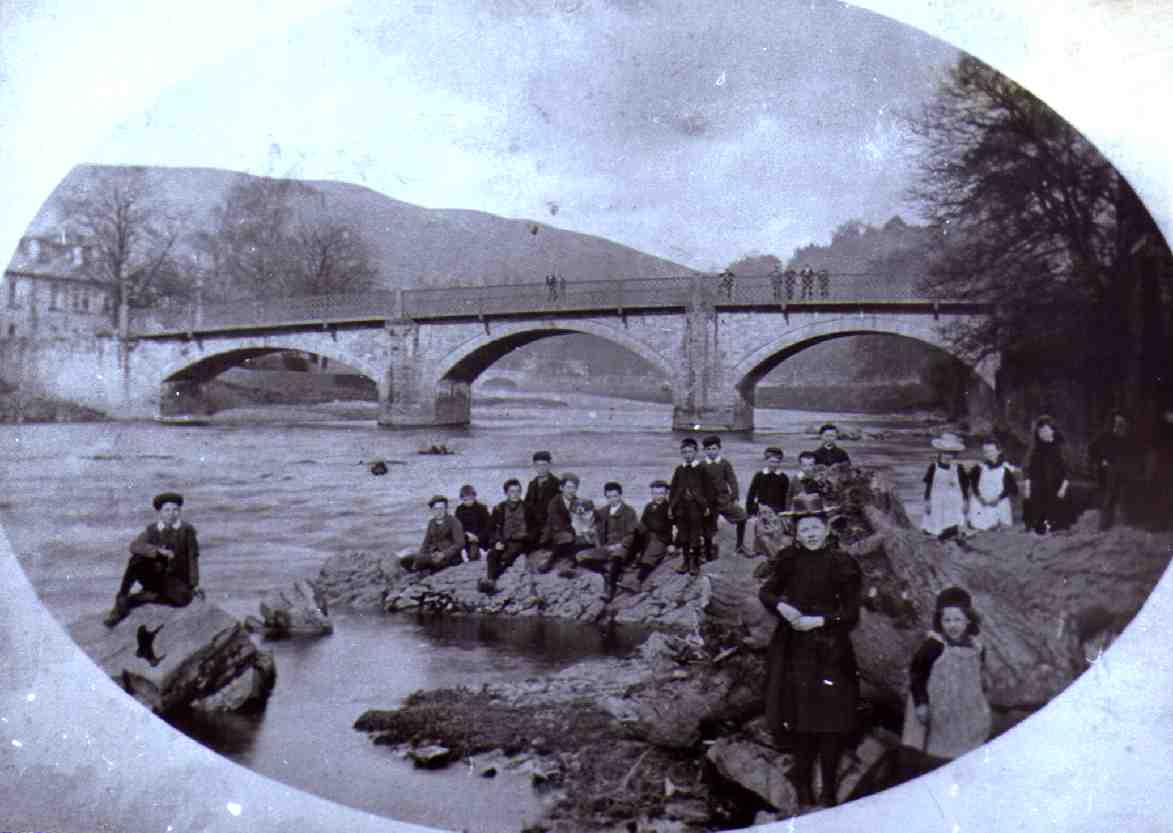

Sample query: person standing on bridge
[104,492,202,628]
[546,274,558,301]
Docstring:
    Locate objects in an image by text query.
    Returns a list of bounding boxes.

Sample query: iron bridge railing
[128,272,945,335]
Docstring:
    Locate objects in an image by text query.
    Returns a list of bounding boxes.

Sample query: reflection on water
[0,393,946,829]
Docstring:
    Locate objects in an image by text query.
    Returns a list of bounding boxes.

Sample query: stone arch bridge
[0,274,995,431]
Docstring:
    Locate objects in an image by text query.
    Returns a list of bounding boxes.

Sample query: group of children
[403,423,855,599]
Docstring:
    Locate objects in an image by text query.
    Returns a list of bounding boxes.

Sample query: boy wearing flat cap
[103,492,202,627]
[669,437,717,576]
[524,451,561,538]
[405,496,466,574]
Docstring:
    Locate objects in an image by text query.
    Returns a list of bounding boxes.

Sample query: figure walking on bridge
[784,268,797,301]
[546,274,558,301]
[718,269,736,301]
[800,267,815,300]
[818,269,831,299]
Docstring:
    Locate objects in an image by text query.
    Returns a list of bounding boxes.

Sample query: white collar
[706,455,723,464]
[683,459,700,468]
[156,521,181,531]
[762,467,783,475]
[608,502,625,515]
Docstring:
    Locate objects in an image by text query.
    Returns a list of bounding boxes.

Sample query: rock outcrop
[256,579,333,637]
[68,598,276,715]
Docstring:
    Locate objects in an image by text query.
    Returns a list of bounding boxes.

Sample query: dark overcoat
[759,543,862,737]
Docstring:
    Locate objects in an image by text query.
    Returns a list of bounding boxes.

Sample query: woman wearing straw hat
[759,494,862,808]
[921,432,970,538]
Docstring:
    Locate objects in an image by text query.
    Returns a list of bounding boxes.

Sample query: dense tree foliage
[908,55,1173,429]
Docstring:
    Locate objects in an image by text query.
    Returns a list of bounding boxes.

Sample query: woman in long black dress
[1022,414,1070,534]
[759,494,863,808]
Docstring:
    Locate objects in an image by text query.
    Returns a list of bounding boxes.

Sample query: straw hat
[931,432,966,452]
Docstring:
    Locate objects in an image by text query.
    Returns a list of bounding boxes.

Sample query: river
[0,393,947,830]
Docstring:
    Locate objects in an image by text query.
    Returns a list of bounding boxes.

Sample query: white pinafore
[969,463,1014,530]
[901,634,993,759]
[921,464,966,535]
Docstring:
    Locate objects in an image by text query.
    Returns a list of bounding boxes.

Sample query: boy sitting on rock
[631,479,677,590]
[403,495,466,574]
[540,473,591,575]
[576,481,640,601]
[104,492,202,628]
[480,478,536,594]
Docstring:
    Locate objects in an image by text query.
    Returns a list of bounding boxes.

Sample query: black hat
[427,494,449,508]
[764,446,784,459]
[818,423,839,434]
[503,477,522,493]
[935,586,973,611]
[532,451,552,462]
[782,493,838,519]
[702,434,722,448]
[603,481,623,494]
[680,437,698,449]
[459,484,477,498]
[649,479,670,490]
[153,492,183,511]
[560,472,581,486]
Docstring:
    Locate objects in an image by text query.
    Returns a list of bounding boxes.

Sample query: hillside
[27,165,696,290]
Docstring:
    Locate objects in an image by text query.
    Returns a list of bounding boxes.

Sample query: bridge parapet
[127,273,959,336]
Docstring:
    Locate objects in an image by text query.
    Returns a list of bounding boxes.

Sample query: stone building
[2,233,116,339]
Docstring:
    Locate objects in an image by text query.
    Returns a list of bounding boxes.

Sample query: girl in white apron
[902,587,992,764]
[968,437,1018,531]
[921,433,969,536]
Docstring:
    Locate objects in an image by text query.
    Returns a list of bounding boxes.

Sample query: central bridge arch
[415,319,680,426]
[726,314,999,428]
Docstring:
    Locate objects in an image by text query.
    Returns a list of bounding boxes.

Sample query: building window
[50,285,61,310]
[8,324,15,338]
[7,278,17,309]
[82,294,90,312]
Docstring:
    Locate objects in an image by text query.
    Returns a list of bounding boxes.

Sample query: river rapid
[1,393,949,830]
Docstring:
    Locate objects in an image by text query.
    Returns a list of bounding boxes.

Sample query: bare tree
[202,177,378,300]
[57,166,187,327]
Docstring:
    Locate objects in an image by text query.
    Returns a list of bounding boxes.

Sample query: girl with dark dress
[758,495,863,808]
[1022,415,1070,534]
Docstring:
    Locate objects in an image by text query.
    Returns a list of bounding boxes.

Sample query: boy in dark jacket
[632,479,676,587]
[481,478,535,592]
[454,484,491,562]
[540,473,590,574]
[811,423,852,467]
[1088,412,1140,530]
[525,451,561,537]
[406,496,465,573]
[702,434,749,559]
[579,481,640,601]
[669,437,716,576]
[104,491,202,627]
[747,446,790,517]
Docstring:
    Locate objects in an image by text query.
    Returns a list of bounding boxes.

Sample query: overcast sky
[87,0,958,271]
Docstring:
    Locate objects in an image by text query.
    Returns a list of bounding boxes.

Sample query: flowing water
[0,393,947,830]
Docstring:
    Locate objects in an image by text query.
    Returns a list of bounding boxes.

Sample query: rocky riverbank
[0,386,107,423]
[327,464,1172,830]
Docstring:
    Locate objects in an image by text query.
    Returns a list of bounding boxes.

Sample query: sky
[85,0,958,271]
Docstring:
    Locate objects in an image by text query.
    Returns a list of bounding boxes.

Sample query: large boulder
[315,550,403,610]
[258,578,333,637]
[706,736,797,814]
[68,598,276,715]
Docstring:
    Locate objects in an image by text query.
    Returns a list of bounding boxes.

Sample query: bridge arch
[727,315,998,426]
[433,320,677,386]
[414,320,678,427]
[156,343,384,420]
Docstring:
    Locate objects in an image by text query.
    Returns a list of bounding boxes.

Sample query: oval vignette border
[0,2,1171,832]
